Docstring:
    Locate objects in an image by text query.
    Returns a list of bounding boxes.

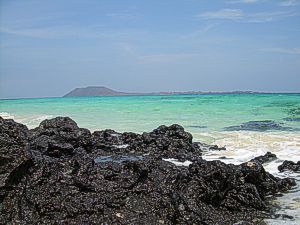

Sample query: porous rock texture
[278,160,300,172]
[251,152,277,164]
[0,116,296,225]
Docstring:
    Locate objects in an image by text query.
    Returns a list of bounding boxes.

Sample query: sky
[0,0,300,98]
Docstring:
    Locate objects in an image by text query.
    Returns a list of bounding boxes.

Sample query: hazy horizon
[1,0,300,99]
[1,86,300,100]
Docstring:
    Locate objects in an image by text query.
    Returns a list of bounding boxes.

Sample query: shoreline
[1,116,298,224]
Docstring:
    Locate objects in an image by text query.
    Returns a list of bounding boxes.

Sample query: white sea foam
[17,115,54,128]
[164,131,300,224]
[194,131,300,164]
[1,113,54,128]
[113,144,129,149]
[31,115,54,122]
[163,158,192,166]
[194,131,300,224]
[0,112,14,119]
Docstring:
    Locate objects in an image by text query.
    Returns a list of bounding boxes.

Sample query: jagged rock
[251,152,277,164]
[278,160,300,172]
[0,116,296,225]
[194,142,226,152]
[29,117,92,157]
[0,117,33,223]
[90,123,202,162]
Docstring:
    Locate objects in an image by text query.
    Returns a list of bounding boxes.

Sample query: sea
[1,93,299,225]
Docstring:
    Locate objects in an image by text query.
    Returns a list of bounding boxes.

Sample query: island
[63,86,260,97]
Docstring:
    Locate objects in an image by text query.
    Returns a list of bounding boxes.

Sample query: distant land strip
[63,86,264,97]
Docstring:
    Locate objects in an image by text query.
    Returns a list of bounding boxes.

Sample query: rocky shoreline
[0,116,297,224]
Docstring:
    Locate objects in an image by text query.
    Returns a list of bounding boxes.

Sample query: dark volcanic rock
[29,117,92,157]
[224,120,295,132]
[0,116,296,225]
[278,160,300,172]
[0,117,33,208]
[194,142,226,152]
[90,124,202,162]
[251,152,277,164]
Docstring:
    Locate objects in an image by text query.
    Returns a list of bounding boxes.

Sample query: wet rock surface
[251,152,277,164]
[278,160,300,172]
[0,116,296,225]
[194,142,226,152]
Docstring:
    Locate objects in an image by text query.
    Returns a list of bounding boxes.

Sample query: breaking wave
[0,112,54,128]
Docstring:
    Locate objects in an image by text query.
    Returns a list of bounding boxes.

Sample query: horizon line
[1,90,300,101]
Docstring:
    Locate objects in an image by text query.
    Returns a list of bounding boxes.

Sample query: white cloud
[248,10,297,22]
[196,8,297,22]
[0,25,144,40]
[0,26,112,39]
[279,0,300,6]
[196,9,244,20]
[260,47,300,54]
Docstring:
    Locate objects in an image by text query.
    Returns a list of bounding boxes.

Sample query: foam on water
[166,130,300,224]
[195,131,300,163]
[0,112,14,119]
[195,131,300,225]
[264,161,300,224]
[163,158,192,166]
[0,113,55,128]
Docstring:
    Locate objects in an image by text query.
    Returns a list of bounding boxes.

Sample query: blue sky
[0,0,300,98]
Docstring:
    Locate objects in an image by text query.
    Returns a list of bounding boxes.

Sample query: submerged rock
[283,117,300,122]
[278,160,300,172]
[187,125,208,129]
[0,116,296,225]
[287,107,300,116]
[224,120,295,132]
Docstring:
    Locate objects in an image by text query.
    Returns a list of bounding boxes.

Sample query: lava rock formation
[278,160,300,172]
[0,117,296,225]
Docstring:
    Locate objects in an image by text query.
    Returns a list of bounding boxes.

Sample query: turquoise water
[1,94,300,133]
[1,93,300,224]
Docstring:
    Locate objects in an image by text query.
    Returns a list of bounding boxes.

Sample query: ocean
[1,93,300,224]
